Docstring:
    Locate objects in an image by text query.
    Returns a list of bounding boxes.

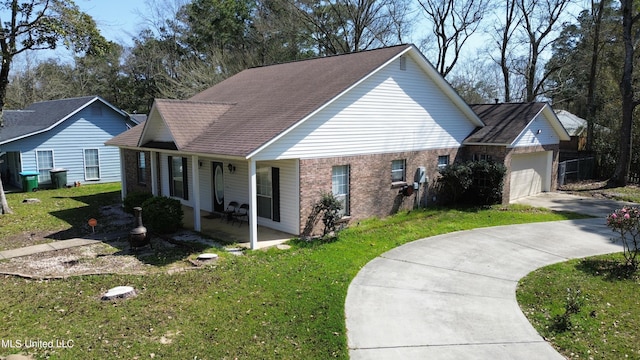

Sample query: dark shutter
[182,157,189,200]
[168,156,174,196]
[272,167,280,222]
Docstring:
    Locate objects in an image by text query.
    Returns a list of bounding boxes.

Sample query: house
[106,44,569,249]
[467,103,570,202]
[555,109,588,156]
[0,96,138,190]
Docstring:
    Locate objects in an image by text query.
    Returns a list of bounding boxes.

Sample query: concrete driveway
[346,193,631,359]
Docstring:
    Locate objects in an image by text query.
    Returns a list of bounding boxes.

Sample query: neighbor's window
[438,155,450,169]
[36,150,54,183]
[332,165,350,217]
[137,152,147,184]
[168,156,188,200]
[256,166,272,219]
[84,148,100,180]
[391,159,405,182]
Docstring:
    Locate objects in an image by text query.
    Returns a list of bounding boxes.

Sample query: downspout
[248,158,258,249]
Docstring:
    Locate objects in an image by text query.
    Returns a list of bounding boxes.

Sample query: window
[438,155,450,169]
[256,166,272,219]
[168,156,188,200]
[137,152,147,184]
[391,159,405,182]
[473,154,493,162]
[332,165,350,217]
[36,150,54,183]
[84,149,100,180]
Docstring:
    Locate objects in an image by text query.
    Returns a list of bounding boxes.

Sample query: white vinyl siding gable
[140,107,174,144]
[253,55,479,160]
[512,113,561,148]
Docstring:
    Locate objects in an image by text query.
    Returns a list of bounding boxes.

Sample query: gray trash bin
[50,168,68,189]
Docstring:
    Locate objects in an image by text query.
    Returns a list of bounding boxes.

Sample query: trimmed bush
[123,191,154,214]
[437,160,506,205]
[141,196,184,234]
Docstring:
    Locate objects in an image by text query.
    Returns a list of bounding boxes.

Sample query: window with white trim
[84,148,100,180]
[391,159,405,182]
[137,152,147,184]
[332,165,350,217]
[256,166,272,219]
[438,155,450,169]
[36,150,53,183]
[169,156,187,199]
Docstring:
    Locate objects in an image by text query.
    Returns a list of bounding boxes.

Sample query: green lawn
[0,184,590,359]
[518,254,640,359]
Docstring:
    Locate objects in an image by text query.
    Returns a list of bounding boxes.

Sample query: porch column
[192,155,201,232]
[119,148,127,201]
[150,151,158,196]
[248,158,258,249]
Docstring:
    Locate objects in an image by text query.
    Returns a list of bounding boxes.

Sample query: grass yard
[0,183,123,250]
[518,254,640,359]
[0,184,590,359]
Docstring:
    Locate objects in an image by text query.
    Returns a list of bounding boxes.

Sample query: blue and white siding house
[0,96,138,190]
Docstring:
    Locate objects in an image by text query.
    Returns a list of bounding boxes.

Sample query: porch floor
[181,206,296,249]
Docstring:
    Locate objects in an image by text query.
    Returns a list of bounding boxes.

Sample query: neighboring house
[106,44,569,249]
[555,109,587,156]
[0,96,138,190]
[467,103,570,202]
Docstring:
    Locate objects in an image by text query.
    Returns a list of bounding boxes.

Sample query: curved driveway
[346,193,630,359]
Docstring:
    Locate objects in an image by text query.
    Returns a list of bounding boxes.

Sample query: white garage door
[510,151,551,202]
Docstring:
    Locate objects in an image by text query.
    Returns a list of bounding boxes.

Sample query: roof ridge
[156,99,236,105]
[245,43,413,70]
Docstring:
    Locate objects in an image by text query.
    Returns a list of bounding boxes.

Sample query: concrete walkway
[346,193,630,359]
[0,231,129,260]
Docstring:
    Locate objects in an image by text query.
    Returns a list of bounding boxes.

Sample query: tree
[517,0,572,101]
[489,0,519,102]
[0,0,108,214]
[610,0,638,186]
[417,0,490,78]
[293,0,410,55]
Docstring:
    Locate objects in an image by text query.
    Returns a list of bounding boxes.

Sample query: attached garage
[509,151,552,201]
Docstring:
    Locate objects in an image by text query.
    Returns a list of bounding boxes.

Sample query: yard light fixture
[228,163,236,173]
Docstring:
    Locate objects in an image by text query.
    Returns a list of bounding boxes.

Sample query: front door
[212,162,224,213]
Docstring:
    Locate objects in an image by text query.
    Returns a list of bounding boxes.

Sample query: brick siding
[299,148,461,235]
[122,149,152,195]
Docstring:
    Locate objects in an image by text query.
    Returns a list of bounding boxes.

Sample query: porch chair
[222,201,239,223]
[231,203,249,226]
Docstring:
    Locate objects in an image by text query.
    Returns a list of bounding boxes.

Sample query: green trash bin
[50,168,68,189]
[19,171,39,192]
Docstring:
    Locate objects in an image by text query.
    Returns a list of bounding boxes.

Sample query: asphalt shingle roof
[0,96,117,144]
[107,44,413,157]
[465,103,546,145]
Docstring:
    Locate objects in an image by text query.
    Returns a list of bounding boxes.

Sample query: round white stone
[102,286,135,300]
[197,253,219,260]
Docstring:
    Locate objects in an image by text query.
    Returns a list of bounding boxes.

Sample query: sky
[77,0,145,46]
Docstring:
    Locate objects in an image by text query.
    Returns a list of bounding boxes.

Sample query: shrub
[467,160,506,205]
[551,287,584,332]
[606,206,640,270]
[123,191,154,214]
[141,196,184,234]
[437,163,473,203]
[302,192,343,238]
[437,160,506,205]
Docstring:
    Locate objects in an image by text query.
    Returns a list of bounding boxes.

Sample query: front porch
[181,206,295,249]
